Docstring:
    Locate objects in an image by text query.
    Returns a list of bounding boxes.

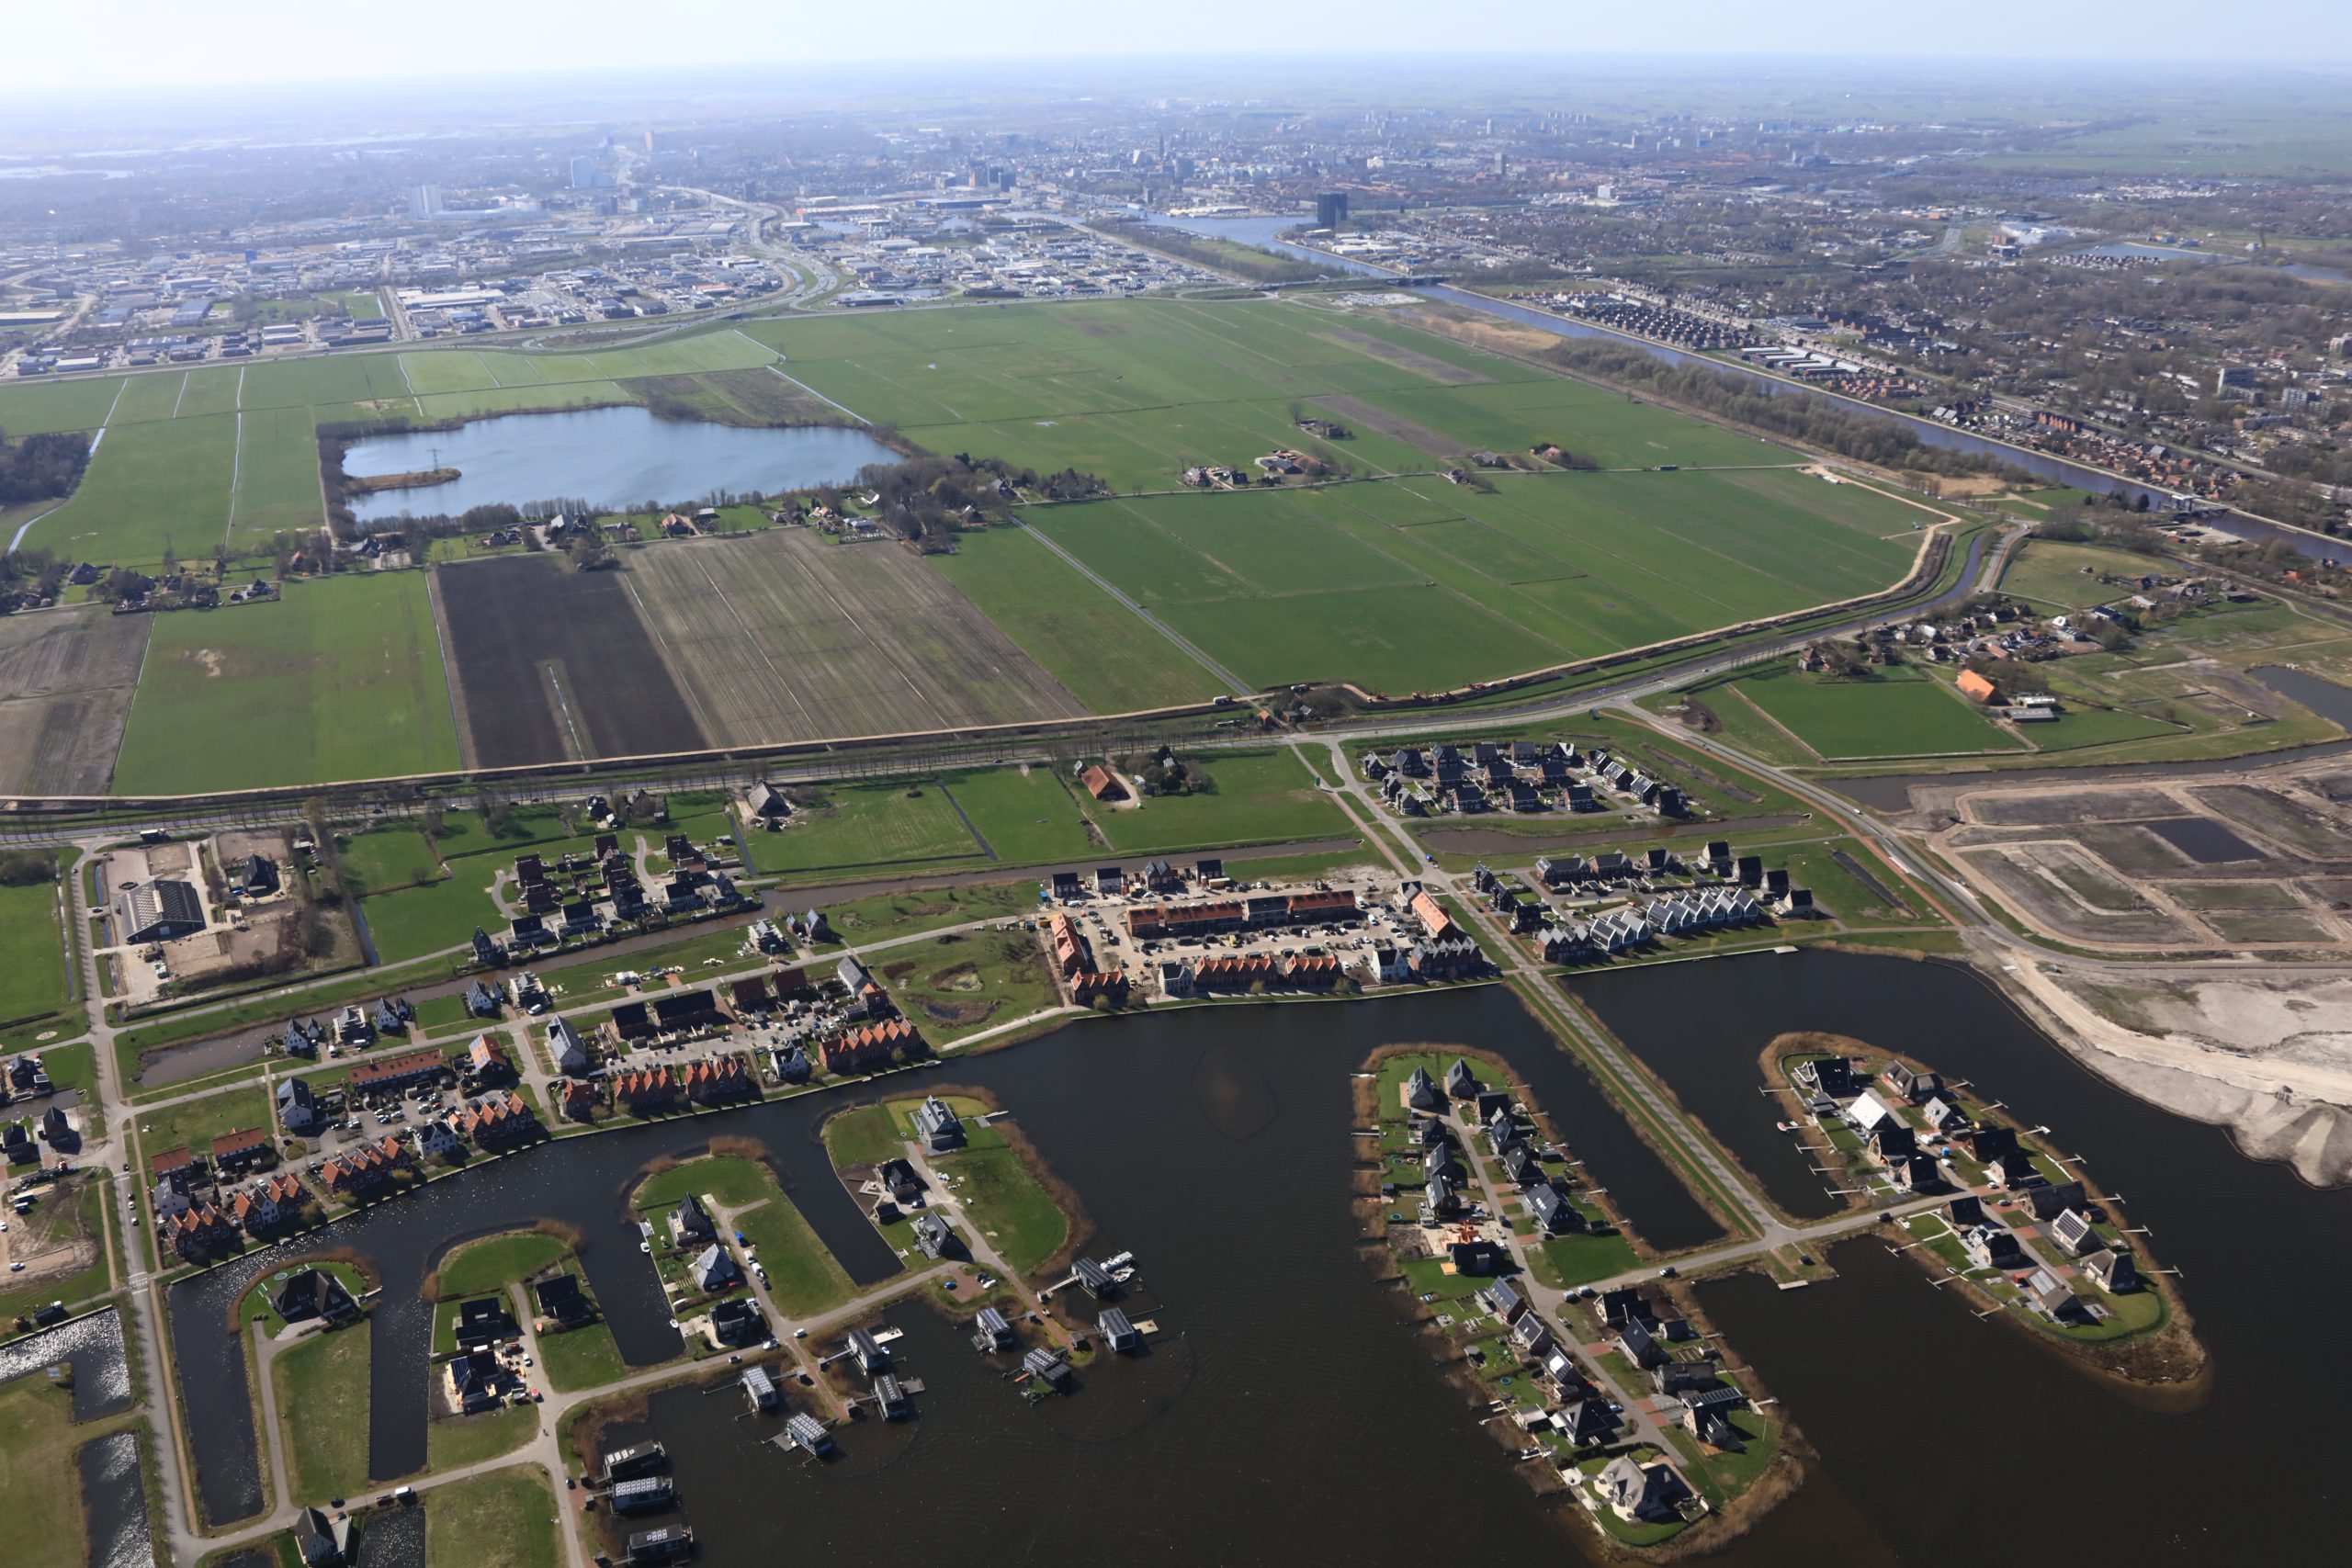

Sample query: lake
[164,963,2352,1563]
[341,406,900,524]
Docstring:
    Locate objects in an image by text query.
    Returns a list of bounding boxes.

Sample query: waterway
[164,957,2352,1563]
[341,406,899,525]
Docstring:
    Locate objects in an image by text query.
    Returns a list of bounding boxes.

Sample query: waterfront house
[1597,1288,1652,1328]
[2083,1247,2139,1292]
[612,1066,680,1113]
[454,1295,517,1347]
[1559,1399,1620,1448]
[160,1201,238,1261]
[1402,1066,1441,1112]
[1419,1174,1461,1224]
[415,1120,465,1163]
[1075,1257,1119,1298]
[973,1305,1013,1352]
[1962,1224,2025,1270]
[1099,1307,1142,1352]
[600,1443,667,1483]
[709,1297,763,1347]
[1528,1182,1586,1235]
[1653,1359,1722,1397]
[610,1476,675,1515]
[2025,1267,2086,1323]
[1847,1090,1899,1134]
[558,1080,599,1122]
[741,1364,779,1411]
[274,1268,358,1327]
[1948,1195,1986,1227]
[2052,1208,2101,1256]
[1600,1455,1691,1523]
[1447,1237,1506,1275]
[913,1096,965,1151]
[1479,1280,1525,1323]
[848,1326,888,1372]
[1922,1095,1971,1134]
[1503,1143,1544,1188]
[535,1274,593,1326]
[912,1212,958,1260]
[682,1055,752,1103]
[1617,1318,1668,1370]
[673,1195,716,1246]
[876,1157,922,1203]
[1510,1313,1553,1359]
[690,1244,739,1293]
[1964,1124,2018,1163]
[1023,1347,1071,1389]
[1883,1062,1942,1103]
[1443,1058,1484,1100]
[2028,1180,2087,1222]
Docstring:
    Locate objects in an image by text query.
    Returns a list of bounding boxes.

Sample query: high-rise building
[1316,190,1348,230]
[409,184,443,219]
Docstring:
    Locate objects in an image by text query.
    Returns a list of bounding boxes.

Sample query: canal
[166,958,2352,1563]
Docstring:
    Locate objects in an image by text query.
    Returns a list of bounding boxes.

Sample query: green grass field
[1732,665,2021,760]
[423,1466,560,1568]
[763,782,986,877]
[28,412,236,568]
[0,877,71,1028]
[360,874,502,964]
[1998,538,2165,611]
[938,765,1098,865]
[435,1230,567,1296]
[336,828,442,896]
[0,1373,130,1568]
[1094,749,1350,852]
[273,1321,376,1499]
[894,1095,1069,1274]
[229,405,324,543]
[111,573,462,795]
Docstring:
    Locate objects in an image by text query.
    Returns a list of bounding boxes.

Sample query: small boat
[1775,1121,1800,1134]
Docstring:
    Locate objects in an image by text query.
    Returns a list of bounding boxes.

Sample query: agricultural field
[1028,465,1925,693]
[763,781,986,878]
[228,404,325,542]
[1729,665,2023,761]
[25,412,237,568]
[0,605,150,795]
[932,526,1225,711]
[627,529,1083,745]
[111,572,462,794]
[1093,749,1351,853]
[433,554,707,769]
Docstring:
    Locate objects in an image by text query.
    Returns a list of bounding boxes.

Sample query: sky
[24,0,2352,87]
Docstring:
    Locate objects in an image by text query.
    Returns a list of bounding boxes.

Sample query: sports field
[1729,665,2022,761]
[626,529,1083,745]
[111,572,462,794]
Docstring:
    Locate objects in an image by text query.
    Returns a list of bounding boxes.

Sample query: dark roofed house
[274,1269,358,1325]
[1098,1306,1142,1352]
[2029,1180,2087,1222]
[453,1295,517,1348]
[119,879,205,943]
[535,1274,593,1326]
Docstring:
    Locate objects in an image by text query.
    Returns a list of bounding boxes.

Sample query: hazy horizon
[15,2,2352,96]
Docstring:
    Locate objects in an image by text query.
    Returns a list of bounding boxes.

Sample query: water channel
[164,958,2352,1563]
[341,405,900,525]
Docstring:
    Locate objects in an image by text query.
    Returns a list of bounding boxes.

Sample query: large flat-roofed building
[119,879,205,943]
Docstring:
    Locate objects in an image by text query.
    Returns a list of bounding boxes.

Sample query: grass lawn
[272,1321,375,1500]
[631,1155,775,1213]
[133,1084,272,1167]
[814,880,1041,946]
[422,1466,560,1568]
[536,1319,628,1393]
[938,766,1099,865]
[359,875,503,964]
[1093,748,1351,853]
[0,877,72,1029]
[1733,664,2020,760]
[435,1232,568,1297]
[822,1104,902,1168]
[909,1099,1069,1275]
[731,1178,861,1316]
[425,1403,537,1472]
[875,928,1062,1043]
[335,829,442,896]
[1522,1227,1640,1290]
[762,783,985,878]
[112,574,462,795]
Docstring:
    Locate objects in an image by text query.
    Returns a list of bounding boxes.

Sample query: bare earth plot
[0,607,151,795]
[434,556,708,769]
[628,531,1085,746]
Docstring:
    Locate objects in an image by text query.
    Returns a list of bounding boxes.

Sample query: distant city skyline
[17,1,2352,91]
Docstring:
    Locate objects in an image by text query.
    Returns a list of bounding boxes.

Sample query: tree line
[0,425,91,508]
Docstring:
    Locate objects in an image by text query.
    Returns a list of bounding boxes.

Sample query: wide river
[341,405,899,524]
[167,956,2351,1562]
